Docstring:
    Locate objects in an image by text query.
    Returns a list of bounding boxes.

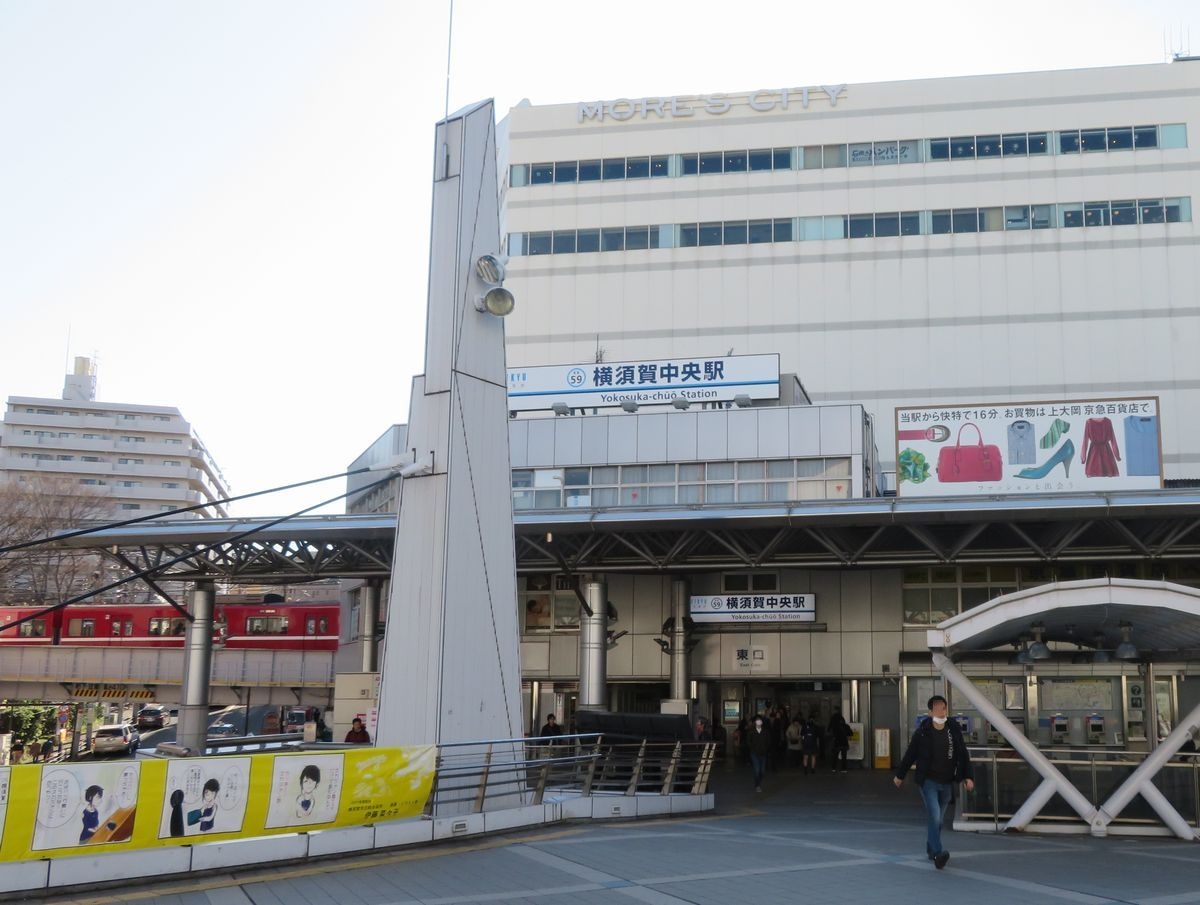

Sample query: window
[118,480,142,487]
[18,620,46,638]
[699,151,723,174]
[929,138,950,160]
[510,164,528,186]
[601,227,625,251]
[975,134,1001,157]
[118,458,144,465]
[1140,198,1166,223]
[552,231,576,254]
[680,153,699,175]
[723,572,779,593]
[822,144,846,167]
[162,482,180,489]
[1106,127,1133,150]
[723,221,747,245]
[748,148,772,171]
[1028,132,1048,154]
[247,616,289,635]
[802,145,823,169]
[650,155,670,177]
[1160,123,1187,148]
[530,163,553,184]
[1111,199,1137,226]
[625,226,649,250]
[1059,130,1081,153]
[1084,201,1110,227]
[626,157,650,179]
[120,503,141,510]
[723,150,747,172]
[698,222,722,246]
[773,218,793,242]
[601,157,625,180]
[554,161,577,183]
[847,214,874,238]
[748,219,773,243]
[1134,125,1158,148]
[57,455,74,461]
[1002,133,1028,156]
[67,618,95,637]
[874,213,900,237]
[578,159,601,181]
[952,209,979,233]
[1079,128,1106,151]
[1005,205,1030,229]
[527,232,551,255]
[773,147,792,169]
[119,435,145,443]
[1060,203,1084,228]
[577,229,600,252]
[164,459,181,466]
[81,456,101,462]
[931,210,952,234]
[949,136,975,158]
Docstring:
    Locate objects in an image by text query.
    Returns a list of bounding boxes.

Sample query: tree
[0,476,108,607]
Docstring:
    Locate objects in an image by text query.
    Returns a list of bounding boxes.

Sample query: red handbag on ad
[936,422,1003,482]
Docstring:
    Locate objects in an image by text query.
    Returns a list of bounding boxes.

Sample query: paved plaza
[48,765,1200,905]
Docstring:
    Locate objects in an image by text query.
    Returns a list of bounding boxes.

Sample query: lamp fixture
[475,287,515,317]
[1114,622,1139,661]
[551,402,571,416]
[474,253,506,284]
[733,394,752,408]
[1027,623,1052,660]
[620,400,639,413]
[671,396,691,410]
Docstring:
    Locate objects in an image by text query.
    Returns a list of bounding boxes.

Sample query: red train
[0,600,340,651]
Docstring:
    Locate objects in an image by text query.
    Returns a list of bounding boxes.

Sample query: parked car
[207,722,238,738]
[92,724,140,757]
[136,706,167,730]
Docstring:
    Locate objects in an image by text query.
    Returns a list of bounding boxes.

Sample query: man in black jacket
[893,695,974,869]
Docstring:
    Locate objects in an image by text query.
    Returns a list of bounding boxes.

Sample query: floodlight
[1027,623,1052,660]
[551,403,571,416]
[475,254,506,284]
[1114,622,1139,661]
[671,396,691,410]
[475,287,515,317]
[734,394,752,408]
[620,400,639,413]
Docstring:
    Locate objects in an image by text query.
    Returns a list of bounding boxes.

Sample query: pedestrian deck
[51,764,1200,905]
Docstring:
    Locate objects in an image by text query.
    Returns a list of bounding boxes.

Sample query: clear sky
[2,0,1197,516]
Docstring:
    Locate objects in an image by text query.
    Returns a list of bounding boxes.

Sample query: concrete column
[361,579,381,673]
[578,579,608,712]
[1144,663,1159,751]
[176,580,215,754]
[668,579,689,701]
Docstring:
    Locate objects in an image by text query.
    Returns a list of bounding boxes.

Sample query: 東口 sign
[691,594,816,623]
[507,353,779,412]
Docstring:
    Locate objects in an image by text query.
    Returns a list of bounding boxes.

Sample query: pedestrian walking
[785,717,803,768]
[893,695,975,870]
[828,709,852,773]
[799,718,820,774]
[746,715,770,792]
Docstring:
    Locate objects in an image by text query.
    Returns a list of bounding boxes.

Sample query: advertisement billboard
[895,398,1162,497]
[507,353,779,412]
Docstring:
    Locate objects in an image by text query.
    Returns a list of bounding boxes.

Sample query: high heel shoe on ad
[1014,439,1075,479]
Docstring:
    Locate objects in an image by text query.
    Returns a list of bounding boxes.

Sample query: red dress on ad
[1081,417,1121,477]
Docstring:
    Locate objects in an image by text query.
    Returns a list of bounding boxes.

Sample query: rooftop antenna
[444,0,454,120]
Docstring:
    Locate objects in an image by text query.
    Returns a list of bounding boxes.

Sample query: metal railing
[426,733,717,815]
[960,746,1200,830]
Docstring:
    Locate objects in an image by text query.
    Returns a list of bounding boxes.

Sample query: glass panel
[699,152,723,174]
[1133,125,1158,148]
[724,150,748,172]
[795,480,824,499]
[1080,128,1106,151]
[767,460,793,478]
[707,462,734,480]
[848,213,874,238]
[773,148,793,169]
[651,225,674,248]
[1002,133,1028,156]
[800,216,824,240]
[738,483,765,502]
[621,465,647,482]
[975,135,1001,157]
[823,216,846,240]
[592,487,618,506]
[737,461,764,479]
[527,232,552,255]
[1160,123,1187,148]
[903,588,930,624]
[679,464,704,481]
[1005,205,1031,229]
[929,138,950,160]
[510,164,529,186]
[1084,201,1110,227]
[931,567,957,583]
[507,233,525,256]
[950,136,975,158]
[961,587,990,610]
[534,489,561,508]
[825,458,851,476]
[897,139,921,163]
[1027,132,1048,154]
[725,574,750,591]
[960,565,988,583]
[707,483,734,503]
[875,213,899,237]
[1140,199,1165,223]
[952,209,979,233]
[552,230,576,254]
[679,224,698,247]
[825,479,850,498]
[723,221,747,245]
[900,211,921,235]
[748,149,772,171]
[822,144,846,167]
[1031,204,1053,229]
[802,145,823,169]
[647,486,675,504]
[748,219,773,243]
[531,163,554,183]
[931,210,952,234]
[625,227,649,250]
[680,153,699,175]
[621,486,647,506]
[849,142,874,166]
[796,459,825,477]
[602,157,625,180]
[773,218,794,242]
[512,490,534,510]
[766,481,790,501]
[564,468,590,486]
[1106,127,1133,150]
[592,466,618,484]
[874,140,899,165]
[626,157,649,179]
[678,484,703,503]
[578,159,601,181]
[1060,203,1083,228]
[650,155,670,177]
[648,464,675,482]
[554,161,578,183]
[1166,197,1189,222]
[751,573,778,592]
[979,207,1003,231]
[699,222,722,245]
[577,229,600,252]
[601,228,625,251]
[1059,130,1081,153]
[902,567,929,583]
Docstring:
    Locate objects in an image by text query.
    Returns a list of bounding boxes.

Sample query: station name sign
[690,594,816,623]
[507,353,779,412]
[578,85,847,123]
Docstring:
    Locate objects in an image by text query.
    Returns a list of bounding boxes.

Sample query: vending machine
[1086,713,1105,745]
[1050,713,1069,745]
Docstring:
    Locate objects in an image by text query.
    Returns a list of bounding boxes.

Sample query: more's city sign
[895,397,1163,498]
[507,354,779,412]
[690,594,816,623]
[578,85,847,123]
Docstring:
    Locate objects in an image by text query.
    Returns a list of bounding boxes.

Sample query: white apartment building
[499,60,1200,486]
[0,358,230,518]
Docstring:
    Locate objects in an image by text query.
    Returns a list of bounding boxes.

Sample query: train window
[18,620,46,638]
[150,618,168,635]
[318,617,328,634]
[68,618,95,637]
[125,621,133,636]
[247,616,289,635]
[111,622,122,636]
[305,617,316,635]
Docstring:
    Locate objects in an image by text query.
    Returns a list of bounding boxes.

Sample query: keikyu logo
[566,368,586,388]
[711,597,724,609]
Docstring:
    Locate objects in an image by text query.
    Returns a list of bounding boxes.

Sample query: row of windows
[19,407,174,423]
[509,196,1192,255]
[18,452,184,466]
[512,459,852,510]
[509,124,1187,186]
[18,429,185,445]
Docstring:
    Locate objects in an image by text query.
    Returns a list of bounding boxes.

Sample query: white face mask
[754,721,763,729]
[932,716,948,727]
